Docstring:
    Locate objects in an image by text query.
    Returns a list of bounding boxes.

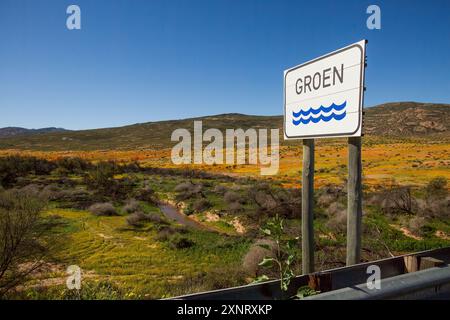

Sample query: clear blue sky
[1,0,449,130]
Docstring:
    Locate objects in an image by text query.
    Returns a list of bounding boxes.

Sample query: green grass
[38,208,250,299]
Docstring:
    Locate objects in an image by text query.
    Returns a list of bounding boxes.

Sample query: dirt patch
[389,224,423,240]
[319,232,337,241]
[435,230,450,240]
[205,211,220,222]
[97,233,113,239]
[231,217,246,234]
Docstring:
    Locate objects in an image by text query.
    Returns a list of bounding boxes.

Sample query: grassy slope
[38,207,250,299]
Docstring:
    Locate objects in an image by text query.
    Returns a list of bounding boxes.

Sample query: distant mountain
[363,102,449,136]
[0,102,448,151]
[0,127,68,139]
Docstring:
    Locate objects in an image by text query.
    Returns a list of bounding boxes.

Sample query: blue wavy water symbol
[292,101,347,126]
[292,111,347,125]
[292,101,347,118]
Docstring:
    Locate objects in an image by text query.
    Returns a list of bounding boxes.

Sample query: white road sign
[284,40,366,139]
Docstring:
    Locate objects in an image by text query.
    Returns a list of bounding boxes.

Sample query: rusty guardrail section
[170,247,450,300]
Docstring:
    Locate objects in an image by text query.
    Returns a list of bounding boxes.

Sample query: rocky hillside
[0,127,68,139]
[0,102,448,151]
[364,102,449,136]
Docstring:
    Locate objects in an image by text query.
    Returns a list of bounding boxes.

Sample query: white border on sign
[283,40,367,140]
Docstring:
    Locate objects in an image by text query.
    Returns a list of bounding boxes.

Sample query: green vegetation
[0,156,448,299]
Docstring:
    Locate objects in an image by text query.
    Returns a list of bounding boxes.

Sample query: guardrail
[170,247,450,300]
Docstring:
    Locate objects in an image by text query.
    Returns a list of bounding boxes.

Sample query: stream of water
[158,203,208,230]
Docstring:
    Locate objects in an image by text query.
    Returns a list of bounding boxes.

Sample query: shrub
[135,186,157,203]
[57,188,94,209]
[224,191,243,204]
[325,203,347,233]
[371,185,417,215]
[156,226,177,241]
[169,234,194,249]
[425,177,448,201]
[88,202,118,216]
[0,189,49,297]
[418,197,450,219]
[122,199,141,214]
[242,239,277,277]
[0,156,56,187]
[56,157,91,175]
[213,185,227,195]
[175,181,203,200]
[156,225,188,242]
[228,201,244,214]
[126,211,168,227]
[126,211,148,227]
[382,187,416,215]
[84,161,116,194]
[247,185,300,219]
[19,184,42,197]
[192,198,211,212]
[316,184,346,208]
[40,184,64,200]
[408,216,427,236]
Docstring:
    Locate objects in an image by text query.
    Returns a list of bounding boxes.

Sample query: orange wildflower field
[1,139,448,189]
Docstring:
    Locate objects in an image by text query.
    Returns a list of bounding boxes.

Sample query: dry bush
[224,190,248,214]
[126,211,167,227]
[123,199,141,214]
[126,211,147,227]
[228,201,244,214]
[224,191,243,204]
[40,184,64,200]
[19,184,42,197]
[382,187,416,215]
[418,197,450,219]
[192,198,211,212]
[134,186,157,204]
[0,156,56,187]
[88,203,118,216]
[213,185,227,195]
[425,177,448,201]
[0,189,49,297]
[55,157,91,174]
[156,226,178,241]
[408,216,427,235]
[369,185,417,215]
[242,239,277,277]
[246,185,300,219]
[57,188,94,209]
[175,181,203,200]
[325,203,347,233]
[316,185,346,208]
